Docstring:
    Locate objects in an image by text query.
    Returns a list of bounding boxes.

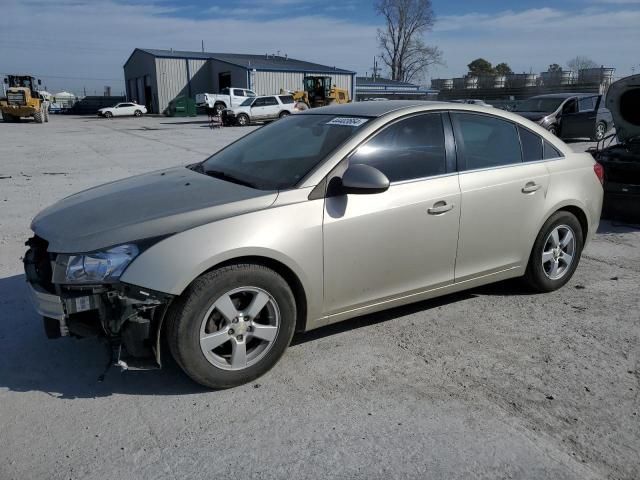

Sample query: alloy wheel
[199,287,280,371]
[541,225,576,280]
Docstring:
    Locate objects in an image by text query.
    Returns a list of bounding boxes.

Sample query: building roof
[126,48,355,74]
[355,77,418,87]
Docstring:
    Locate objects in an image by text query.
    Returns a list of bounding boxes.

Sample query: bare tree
[567,56,598,72]
[376,0,443,83]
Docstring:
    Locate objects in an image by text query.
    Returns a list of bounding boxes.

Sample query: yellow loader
[1,75,49,123]
[287,76,350,108]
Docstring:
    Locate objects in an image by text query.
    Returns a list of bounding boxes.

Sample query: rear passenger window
[518,126,543,162]
[350,113,446,182]
[452,113,522,170]
[263,97,278,106]
[279,95,294,104]
[543,140,563,159]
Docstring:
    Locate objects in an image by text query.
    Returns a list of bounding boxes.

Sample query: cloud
[0,0,638,94]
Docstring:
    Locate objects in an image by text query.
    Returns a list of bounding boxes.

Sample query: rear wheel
[524,211,583,292]
[547,124,558,136]
[593,121,606,141]
[279,110,290,118]
[236,113,249,126]
[214,103,225,116]
[167,264,296,389]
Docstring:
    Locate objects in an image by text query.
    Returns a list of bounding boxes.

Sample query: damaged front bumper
[24,236,173,368]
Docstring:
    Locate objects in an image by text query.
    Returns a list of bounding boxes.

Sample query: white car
[220,95,295,126]
[98,102,147,118]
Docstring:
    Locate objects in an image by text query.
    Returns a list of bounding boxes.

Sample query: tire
[279,110,290,118]
[547,124,558,136]
[524,211,584,292]
[104,111,113,119]
[236,113,249,126]
[134,110,142,117]
[166,264,297,389]
[2,113,15,122]
[214,103,225,116]
[44,108,50,122]
[33,108,44,124]
[593,121,606,141]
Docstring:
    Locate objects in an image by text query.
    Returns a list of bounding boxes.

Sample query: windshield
[514,98,565,113]
[240,97,255,107]
[199,114,370,190]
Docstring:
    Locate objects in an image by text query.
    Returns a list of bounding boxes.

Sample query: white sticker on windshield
[326,117,369,127]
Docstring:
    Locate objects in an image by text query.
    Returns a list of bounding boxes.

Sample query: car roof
[301,100,445,117]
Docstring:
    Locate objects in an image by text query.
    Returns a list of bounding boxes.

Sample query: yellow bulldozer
[288,76,350,108]
[1,75,49,123]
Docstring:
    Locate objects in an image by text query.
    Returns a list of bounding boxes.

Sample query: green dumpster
[164,96,196,117]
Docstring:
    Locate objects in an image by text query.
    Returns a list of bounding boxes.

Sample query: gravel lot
[0,115,638,480]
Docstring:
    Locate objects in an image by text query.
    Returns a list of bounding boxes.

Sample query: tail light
[593,162,605,185]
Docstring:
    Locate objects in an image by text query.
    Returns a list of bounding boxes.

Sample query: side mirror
[340,164,389,195]
[38,79,42,85]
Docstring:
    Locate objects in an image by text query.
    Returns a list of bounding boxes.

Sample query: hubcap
[199,287,280,371]
[541,225,576,280]
[596,124,605,139]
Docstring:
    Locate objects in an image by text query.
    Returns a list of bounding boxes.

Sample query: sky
[1,0,639,95]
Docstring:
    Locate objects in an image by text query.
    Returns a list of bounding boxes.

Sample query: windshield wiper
[204,169,258,189]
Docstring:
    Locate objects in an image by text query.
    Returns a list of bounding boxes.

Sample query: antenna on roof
[284,53,288,60]
[201,40,204,53]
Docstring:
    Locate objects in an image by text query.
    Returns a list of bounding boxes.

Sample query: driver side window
[349,113,447,183]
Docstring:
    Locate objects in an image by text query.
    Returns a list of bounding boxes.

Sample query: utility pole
[372,57,381,80]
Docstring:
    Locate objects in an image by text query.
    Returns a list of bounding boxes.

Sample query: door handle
[522,182,541,194]
[428,201,454,215]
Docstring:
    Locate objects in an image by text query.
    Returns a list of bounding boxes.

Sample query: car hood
[32,166,278,253]
[513,111,548,121]
[606,74,640,143]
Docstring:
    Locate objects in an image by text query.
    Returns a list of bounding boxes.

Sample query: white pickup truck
[195,87,257,115]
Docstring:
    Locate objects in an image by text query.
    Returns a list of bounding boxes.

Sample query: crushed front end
[24,235,173,368]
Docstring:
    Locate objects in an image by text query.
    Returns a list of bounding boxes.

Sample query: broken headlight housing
[61,244,139,284]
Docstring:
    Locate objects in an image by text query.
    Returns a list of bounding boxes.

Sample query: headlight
[63,244,139,284]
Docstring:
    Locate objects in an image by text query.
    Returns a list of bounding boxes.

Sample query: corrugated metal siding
[155,58,188,113]
[209,61,248,93]
[188,59,209,97]
[252,71,353,98]
[124,50,158,112]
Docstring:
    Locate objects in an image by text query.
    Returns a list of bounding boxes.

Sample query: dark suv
[514,93,613,141]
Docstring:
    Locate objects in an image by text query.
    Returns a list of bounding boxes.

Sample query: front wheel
[524,211,583,292]
[547,124,558,136]
[166,264,297,389]
[134,109,142,117]
[33,108,44,124]
[104,111,113,119]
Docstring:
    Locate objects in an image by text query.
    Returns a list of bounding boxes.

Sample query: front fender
[120,196,325,321]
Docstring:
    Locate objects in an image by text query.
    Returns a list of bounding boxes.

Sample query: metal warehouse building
[123,48,356,114]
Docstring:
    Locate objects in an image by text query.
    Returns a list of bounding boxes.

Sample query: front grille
[24,236,55,293]
[7,91,25,106]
